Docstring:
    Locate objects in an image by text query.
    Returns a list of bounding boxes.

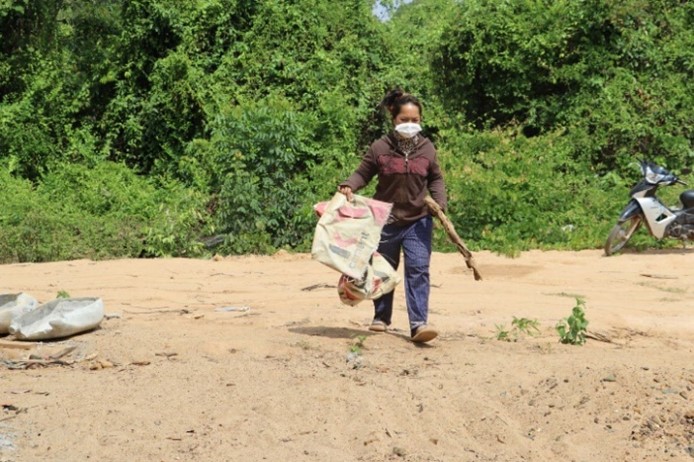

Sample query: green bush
[0,162,210,262]
[433,0,693,173]
[200,96,318,253]
[438,128,625,254]
[556,298,589,345]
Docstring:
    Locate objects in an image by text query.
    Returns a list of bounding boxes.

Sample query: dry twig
[424,196,482,281]
[301,283,336,291]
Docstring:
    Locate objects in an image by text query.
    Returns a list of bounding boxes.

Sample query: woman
[338,89,447,343]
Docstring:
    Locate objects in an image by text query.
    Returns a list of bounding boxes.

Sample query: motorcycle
[604,160,694,256]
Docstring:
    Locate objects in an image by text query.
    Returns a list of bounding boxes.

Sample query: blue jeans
[373,215,433,336]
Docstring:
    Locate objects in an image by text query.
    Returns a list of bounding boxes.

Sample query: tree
[432,0,693,171]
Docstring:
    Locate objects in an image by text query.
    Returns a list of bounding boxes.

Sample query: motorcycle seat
[681,190,694,208]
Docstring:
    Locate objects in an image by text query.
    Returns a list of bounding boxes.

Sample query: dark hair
[380,88,422,119]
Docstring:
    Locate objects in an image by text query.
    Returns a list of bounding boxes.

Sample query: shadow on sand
[288,325,373,339]
[288,325,435,347]
[611,246,694,256]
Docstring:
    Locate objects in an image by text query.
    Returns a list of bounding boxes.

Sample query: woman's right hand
[338,185,353,201]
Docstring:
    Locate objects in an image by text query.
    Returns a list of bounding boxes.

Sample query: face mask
[394,122,422,139]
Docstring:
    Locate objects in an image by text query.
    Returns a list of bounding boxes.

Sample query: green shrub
[432,0,692,174]
[495,316,541,342]
[438,128,625,255]
[0,162,210,262]
[556,298,589,345]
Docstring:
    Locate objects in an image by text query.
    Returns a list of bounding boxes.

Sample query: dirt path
[1,249,693,461]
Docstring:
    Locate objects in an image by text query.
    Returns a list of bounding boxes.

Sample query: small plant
[556,298,589,345]
[495,324,511,341]
[56,290,71,299]
[350,335,367,354]
[512,317,540,336]
[495,317,540,342]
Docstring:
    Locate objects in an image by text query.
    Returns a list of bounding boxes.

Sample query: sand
[0,248,693,461]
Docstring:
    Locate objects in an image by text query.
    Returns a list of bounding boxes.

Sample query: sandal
[368,320,387,332]
[411,325,438,343]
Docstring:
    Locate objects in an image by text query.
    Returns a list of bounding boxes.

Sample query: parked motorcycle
[604,160,694,256]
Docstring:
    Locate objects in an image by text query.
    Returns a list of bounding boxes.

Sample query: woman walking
[338,89,447,343]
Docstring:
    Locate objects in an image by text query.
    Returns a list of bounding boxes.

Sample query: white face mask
[394,122,422,139]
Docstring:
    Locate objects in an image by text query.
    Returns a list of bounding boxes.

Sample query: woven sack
[311,193,392,279]
[0,292,38,334]
[336,252,400,306]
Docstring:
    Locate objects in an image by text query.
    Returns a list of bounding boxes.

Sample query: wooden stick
[0,339,36,350]
[49,345,78,360]
[585,330,613,343]
[424,196,483,281]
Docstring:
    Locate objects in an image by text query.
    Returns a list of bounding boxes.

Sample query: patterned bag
[311,193,392,279]
[312,193,400,305]
[336,252,400,306]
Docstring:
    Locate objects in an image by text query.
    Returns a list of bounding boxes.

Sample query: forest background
[0,0,692,262]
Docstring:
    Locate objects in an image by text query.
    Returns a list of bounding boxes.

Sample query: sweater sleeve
[339,145,378,192]
[427,153,448,211]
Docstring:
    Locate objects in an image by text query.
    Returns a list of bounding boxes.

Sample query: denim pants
[373,215,432,335]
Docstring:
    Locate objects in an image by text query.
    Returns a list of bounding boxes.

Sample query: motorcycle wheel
[604,216,642,256]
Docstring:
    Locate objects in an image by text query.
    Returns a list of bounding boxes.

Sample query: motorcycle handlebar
[676,179,688,186]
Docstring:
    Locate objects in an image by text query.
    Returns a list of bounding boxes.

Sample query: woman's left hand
[338,186,353,201]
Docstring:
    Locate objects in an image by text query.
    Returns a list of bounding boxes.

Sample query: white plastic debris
[0,292,38,334]
[9,297,104,340]
[214,306,251,313]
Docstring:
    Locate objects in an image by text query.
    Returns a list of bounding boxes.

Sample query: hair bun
[379,87,422,119]
[381,88,404,108]
[390,88,404,99]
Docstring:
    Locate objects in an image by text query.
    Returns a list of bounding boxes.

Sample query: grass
[544,291,585,299]
[636,282,687,294]
[495,317,541,342]
[350,335,367,354]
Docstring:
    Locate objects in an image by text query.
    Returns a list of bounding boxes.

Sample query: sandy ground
[0,248,693,462]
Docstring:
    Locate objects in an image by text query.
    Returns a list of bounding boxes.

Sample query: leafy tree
[433,0,692,172]
[0,0,63,96]
[0,0,80,179]
[382,0,458,130]
[434,0,618,129]
[181,0,395,251]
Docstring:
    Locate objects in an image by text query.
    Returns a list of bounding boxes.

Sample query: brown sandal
[411,325,438,343]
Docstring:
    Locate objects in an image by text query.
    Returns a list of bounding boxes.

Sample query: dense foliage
[0,0,691,262]
[433,0,693,171]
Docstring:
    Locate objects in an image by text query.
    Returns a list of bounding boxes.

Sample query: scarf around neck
[395,133,419,157]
